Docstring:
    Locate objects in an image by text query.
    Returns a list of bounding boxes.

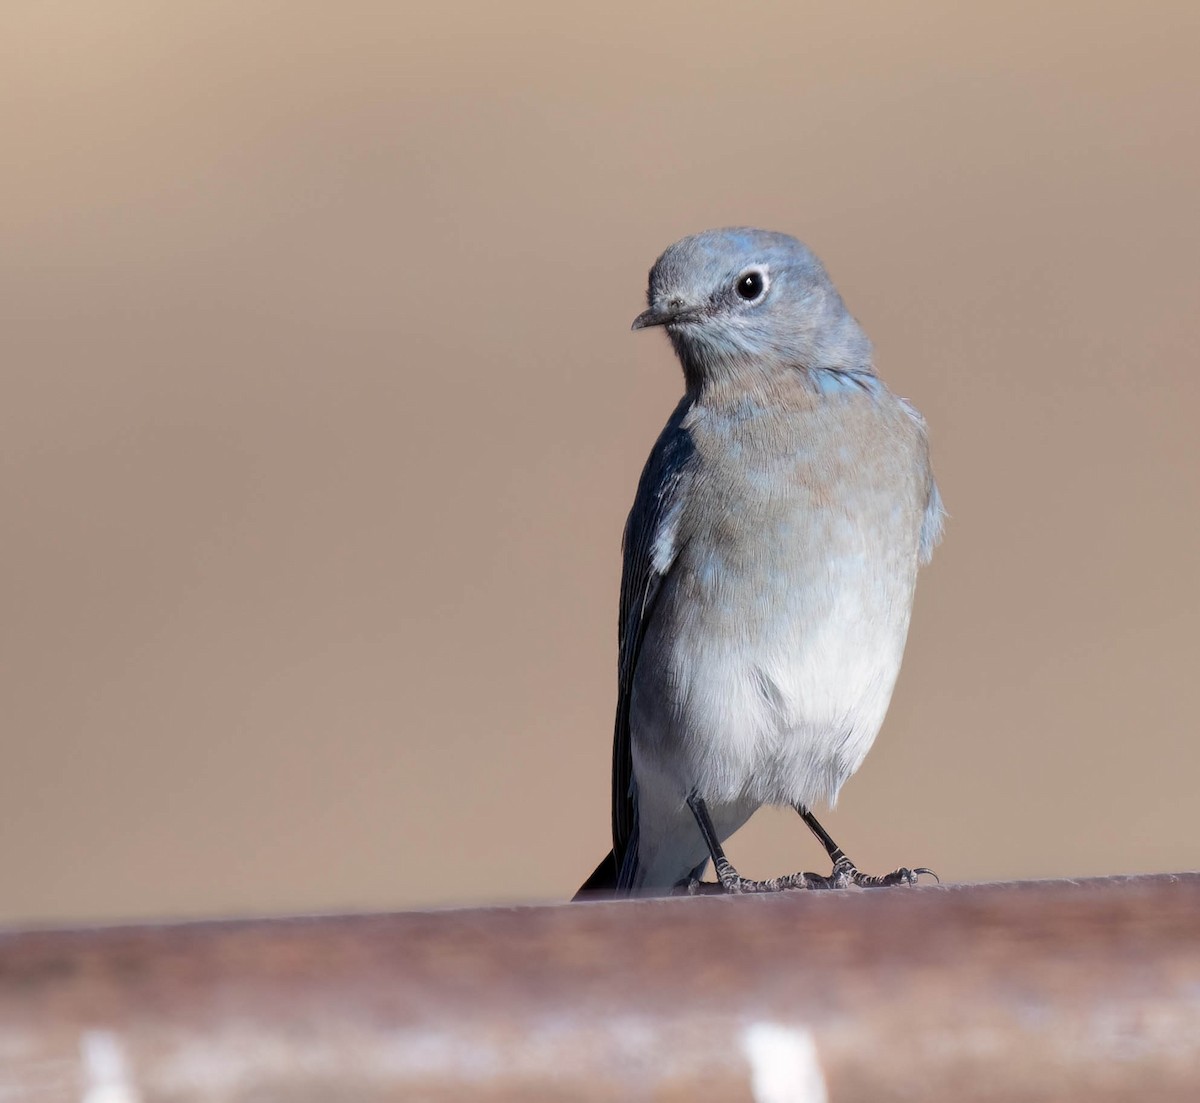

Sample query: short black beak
[631,307,670,331]
[631,302,701,331]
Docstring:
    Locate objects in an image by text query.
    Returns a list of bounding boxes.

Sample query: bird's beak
[631,307,670,331]
[631,304,701,331]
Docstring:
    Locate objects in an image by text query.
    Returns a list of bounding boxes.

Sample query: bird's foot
[676,877,722,895]
[709,857,842,894]
[828,856,939,888]
[676,859,939,895]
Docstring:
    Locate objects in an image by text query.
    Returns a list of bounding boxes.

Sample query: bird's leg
[685,793,838,893]
[795,806,937,888]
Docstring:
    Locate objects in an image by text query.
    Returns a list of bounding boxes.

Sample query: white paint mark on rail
[743,1022,828,1103]
[80,1031,141,1103]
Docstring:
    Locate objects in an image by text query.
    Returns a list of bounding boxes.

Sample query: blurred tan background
[2,1,1198,924]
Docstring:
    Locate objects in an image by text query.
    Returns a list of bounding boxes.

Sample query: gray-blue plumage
[588,228,943,896]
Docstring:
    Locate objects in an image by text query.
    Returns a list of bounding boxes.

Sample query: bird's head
[632,228,872,390]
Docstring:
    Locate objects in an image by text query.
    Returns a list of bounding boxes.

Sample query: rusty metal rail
[2,873,1199,1101]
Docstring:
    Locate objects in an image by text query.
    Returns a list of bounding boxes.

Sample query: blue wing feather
[612,397,695,890]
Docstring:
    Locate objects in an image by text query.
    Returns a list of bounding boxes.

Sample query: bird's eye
[735,268,768,302]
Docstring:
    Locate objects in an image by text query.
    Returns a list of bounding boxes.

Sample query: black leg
[685,794,839,894]
[796,806,937,888]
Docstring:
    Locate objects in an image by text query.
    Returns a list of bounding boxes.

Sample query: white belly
[631,539,915,813]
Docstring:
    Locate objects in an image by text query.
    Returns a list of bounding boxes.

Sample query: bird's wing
[919,477,945,564]
[896,395,946,565]
[612,396,696,889]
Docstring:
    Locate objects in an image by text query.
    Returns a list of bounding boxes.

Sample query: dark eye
[735,269,767,302]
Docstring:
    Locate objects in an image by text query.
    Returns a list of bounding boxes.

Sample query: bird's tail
[573,850,619,900]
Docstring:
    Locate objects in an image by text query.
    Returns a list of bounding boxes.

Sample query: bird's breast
[675,390,927,610]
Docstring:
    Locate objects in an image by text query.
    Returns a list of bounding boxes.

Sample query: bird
[576,228,943,898]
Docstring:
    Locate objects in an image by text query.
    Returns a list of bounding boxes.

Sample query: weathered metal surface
[1,874,1198,1101]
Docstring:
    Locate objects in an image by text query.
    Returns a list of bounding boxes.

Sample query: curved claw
[911,867,941,884]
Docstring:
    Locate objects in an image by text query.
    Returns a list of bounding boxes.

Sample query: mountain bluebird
[577,228,943,898]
